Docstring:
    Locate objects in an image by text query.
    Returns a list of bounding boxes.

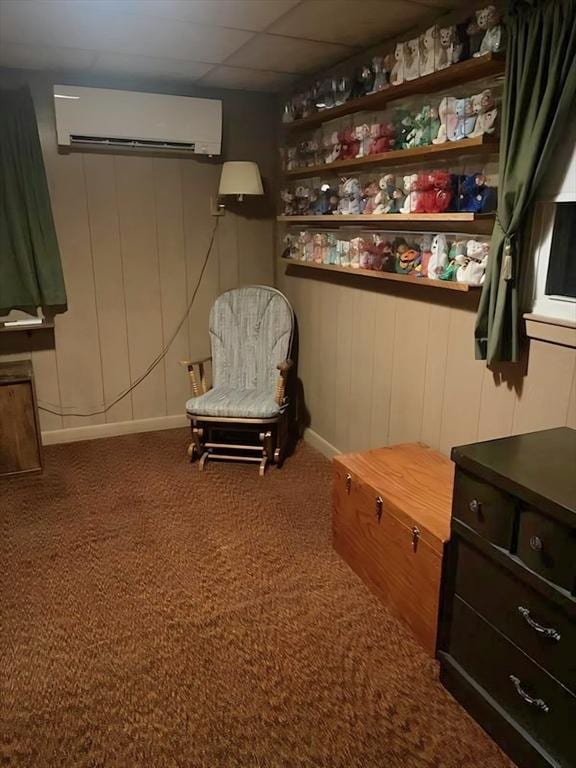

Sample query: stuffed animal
[452,22,470,63]
[466,17,484,57]
[282,233,297,259]
[404,38,420,81]
[312,233,324,263]
[387,185,406,214]
[324,131,341,164]
[463,98,477,137]
[294,185,312,215]
[440,239,467,280]
[358,237,372,269]
[456,239,489,284]
[298,231,314,262]
[419,26,437,77]
[458,173,497,213]
[436,26,454,70]
[369,122,395,154]
[352,64,375,98]
[429,104,441,143]
[471,106,498,137]
[449,98,467,141]
[476,5,505,55]
[373,174,396,214]
[371,56,389,92]
[400,174,418,213]
[428,234,449,279]
[432,96,456,143]
[373,237,395,272]
[280,189,296,215]
[326,233,338,264]
[355,123,372,158]
[390,42,405,85]
[337,239,350,267]
[419,235,433,276]
[395,239,421,274]
[339,127,360,159]
[348,237,361,268]
[424,171,455,213]
[362,180,379,214]
[335,75,352,106]
[339,177,362,214]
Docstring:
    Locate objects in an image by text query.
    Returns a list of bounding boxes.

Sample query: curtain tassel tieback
[502,240,513,281]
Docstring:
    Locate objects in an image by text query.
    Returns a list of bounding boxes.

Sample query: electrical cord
[38,217,219,418]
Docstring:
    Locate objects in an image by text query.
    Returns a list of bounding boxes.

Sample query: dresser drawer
[455,539,576,694]
[447,597,576,766]
[453,469,516,548]
[517,507,576,593]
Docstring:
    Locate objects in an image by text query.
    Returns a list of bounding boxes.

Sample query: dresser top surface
[452,428,576,520]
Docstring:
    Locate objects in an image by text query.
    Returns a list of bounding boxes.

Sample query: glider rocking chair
[182,286,294,476]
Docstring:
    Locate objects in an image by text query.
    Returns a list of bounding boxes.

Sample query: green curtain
[0,87,67,315]
[475,0,576,363]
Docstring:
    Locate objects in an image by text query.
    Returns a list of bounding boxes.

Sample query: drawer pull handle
[469,499,481,515]
[412,526,420,552]
[509,675,550,713]
[517,607,561,642]
[529,535,543,552]
[345,474,352,495]
[375,496,383,523]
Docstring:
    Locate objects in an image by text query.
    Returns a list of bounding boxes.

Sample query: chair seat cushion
[186,388,282,419]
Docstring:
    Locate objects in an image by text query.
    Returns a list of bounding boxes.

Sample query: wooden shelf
[284,135,498,178]
[277,213,495,235]
[284,53,505,131]
[280,258,479,292]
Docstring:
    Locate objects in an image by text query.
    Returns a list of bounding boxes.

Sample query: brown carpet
[0,430,514,768]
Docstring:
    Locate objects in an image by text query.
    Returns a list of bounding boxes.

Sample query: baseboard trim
[41,414,189,445]
[303,428,341,459]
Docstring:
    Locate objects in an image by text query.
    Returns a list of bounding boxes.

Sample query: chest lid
[334,443,454,554]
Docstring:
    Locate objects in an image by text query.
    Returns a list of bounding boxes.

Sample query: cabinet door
[0,381,41,475]
[333,463,442,655]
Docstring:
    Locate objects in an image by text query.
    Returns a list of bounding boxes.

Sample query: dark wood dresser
[438,428,576,768]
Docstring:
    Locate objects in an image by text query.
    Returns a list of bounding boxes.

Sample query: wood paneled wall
[277,266,576,457]
[0,70,277,438]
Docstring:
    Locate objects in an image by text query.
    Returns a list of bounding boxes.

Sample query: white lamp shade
[218,161,263,196]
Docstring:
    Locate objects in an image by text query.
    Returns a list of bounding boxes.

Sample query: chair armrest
[180,357,212,396]
[275,359,293,405]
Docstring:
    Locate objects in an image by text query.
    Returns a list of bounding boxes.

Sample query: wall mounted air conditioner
[53,85,222,155]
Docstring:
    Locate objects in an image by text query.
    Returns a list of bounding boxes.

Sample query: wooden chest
[439,427,576,768]
[333,443,454,655]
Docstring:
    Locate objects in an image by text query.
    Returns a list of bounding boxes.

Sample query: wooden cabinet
[333,443,454,656]
[439,427,576,768]
[0,361,42,478]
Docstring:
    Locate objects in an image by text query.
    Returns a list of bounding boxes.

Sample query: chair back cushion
[210,286,293,392]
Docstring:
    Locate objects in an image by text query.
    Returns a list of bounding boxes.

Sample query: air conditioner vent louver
[70,135,196,151]
[54,85,221,156]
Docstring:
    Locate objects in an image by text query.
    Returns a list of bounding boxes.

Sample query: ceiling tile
[90,53,212,82]
[0,0,254,64]
[268,0,438,47]
[106,0,302,31]
[224,33,352,74]
[197,65,297,92]
[0,42,96,71]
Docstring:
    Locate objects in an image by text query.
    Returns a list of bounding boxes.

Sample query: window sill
[523,313,576,348]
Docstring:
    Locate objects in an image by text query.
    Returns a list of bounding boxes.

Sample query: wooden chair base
[187,413,288,476]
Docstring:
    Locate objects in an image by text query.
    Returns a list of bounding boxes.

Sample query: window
[530,126,576,325]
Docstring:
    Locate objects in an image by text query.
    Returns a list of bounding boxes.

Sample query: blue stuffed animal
[458,173,496,213]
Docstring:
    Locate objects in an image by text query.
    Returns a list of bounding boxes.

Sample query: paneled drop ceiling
[0,0,464,92]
